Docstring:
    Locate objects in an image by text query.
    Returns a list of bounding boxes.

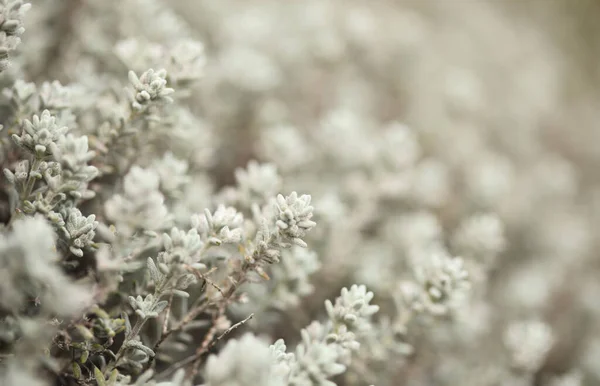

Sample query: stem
[106,314,149,375]
[149,294,209,367]
[162,292,174,335]
[154,272,251,381]
[106,282,166,375]
[187,311,254,380]
[8,158,41,227]
[21,158,41,203]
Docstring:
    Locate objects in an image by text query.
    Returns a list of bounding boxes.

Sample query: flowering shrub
[0,1,599,386]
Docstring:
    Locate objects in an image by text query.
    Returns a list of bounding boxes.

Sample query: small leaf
[152,300,168,315]
[170,289,190,298]
[72,363,82,379]
[80,350,89,364]
[94,366,106,386]
[91,305,110,319]
[75,325,94,341]
[125,339,156,357]
[107,369,119,386]
[147,257,162,285]
[123,312,132,335]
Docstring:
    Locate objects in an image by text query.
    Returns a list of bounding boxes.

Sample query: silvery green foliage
[268,246,320,309]
[504,320,555,373]
[4,106,98,234]
[274,192,316,248]
[129,294,168,319]
[0,0,30,72]
[233,246,320,320]
[4,1,597,385]
[116,38,206,87]
[3,78,34,107]
[204,333,287,386]
[151,152,191,199]
[49,134,99,199]
[161,226,204,268]
[191,205,244,246]
[0,217,91,386]
[0,215,92,314]
[288,324,347,386]
[128,68,175,111]
[283,285,379,386]
[104,166,170,237]
[149,225,204,293]
[11,109,68,157]
[38,80,73,111]
[269,339,295,379]
[3,158,27,187]
[325,285,380,333]
[407,250,470,317]
[204,286,378,386]
[2,80,78,133]
[52,206,99,257]
[234,160,282,206]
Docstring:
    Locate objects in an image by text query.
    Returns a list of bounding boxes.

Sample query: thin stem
[188,311,254,380]
[21,158,41,203]
[106,281,167,375]
[162,292,174,335]
[106,314,148,375]
[8,158,41,226]
[150,294,209,362]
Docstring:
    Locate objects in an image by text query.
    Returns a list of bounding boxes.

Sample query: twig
[159,312,254,381]
[145,291,175,370]
[149,294,209,369]
[187,311,254,380]
[158,306,222,380]
[162,292,175,335]
[214,313,254,345]
[184,265,225,298]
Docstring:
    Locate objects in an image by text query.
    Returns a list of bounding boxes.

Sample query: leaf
[72,363,81,379]
[75,324,94,341]
[152,300,168,315]
[94,366,106,386]
[107,369,119,386]
[147,257,162,285]
[123,312,132,335]
[125,339,156,357]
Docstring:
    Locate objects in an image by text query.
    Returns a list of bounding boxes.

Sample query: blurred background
[11,0,600,385]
